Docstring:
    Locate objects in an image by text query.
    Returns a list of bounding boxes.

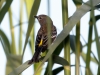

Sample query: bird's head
[34,14,53,26]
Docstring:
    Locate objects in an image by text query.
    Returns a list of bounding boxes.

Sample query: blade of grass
[0,0,5,9]
[0,0,12,23]
[22,0,41,62]
[0,29,11,53]
[0,37,21,75]
[24,0,35,54]
[18,0,24,55]
[6,55,21,75]
[73,1,82,75]
[91,51,99,64]
[52,66,64,75]
[47,1,53,75]
[62,0,70,75]
[85,12,93,75]
[8,8,16,54]
[75,21,80,75]
[8,60,31,75]
[25,0,34,18]
[70,35,82,53]
[94,15,100,75]
[81,52,93,75]
[97,65,100,75]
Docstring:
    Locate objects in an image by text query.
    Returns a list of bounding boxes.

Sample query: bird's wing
[35,33,48,52]
[28,34,45,64]
[35,26,57,50]
[51,25,57,41]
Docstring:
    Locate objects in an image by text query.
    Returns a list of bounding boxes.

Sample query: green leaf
[97,65,100,75]
[95,4,100,10]
[0,34,21,75]
[8,8,17,54]
[22,0,41,61]
[8,60,31,75]
[62,0,70,74]
[6,55,21,75]
[52,66,64,75]
[0,0,5,9]
[0,0,13,23]
[52,55,69,66]
[0,29,11,53]
[85,11,94,75]
[70,35,82,53]
[25,0,34,18]
[39,55,70,66]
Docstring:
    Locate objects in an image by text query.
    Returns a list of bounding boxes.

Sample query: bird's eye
[39,17,42,20]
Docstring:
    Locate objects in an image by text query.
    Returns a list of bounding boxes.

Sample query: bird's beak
[34,16,38,18]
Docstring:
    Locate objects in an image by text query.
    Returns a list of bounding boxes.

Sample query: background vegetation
[0,0,100,75]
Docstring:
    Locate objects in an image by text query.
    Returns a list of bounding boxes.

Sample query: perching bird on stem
[28,14,57,64]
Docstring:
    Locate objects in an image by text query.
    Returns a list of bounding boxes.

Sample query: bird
[28,14,57,64]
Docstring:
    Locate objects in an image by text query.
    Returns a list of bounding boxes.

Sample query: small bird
[28,14,57,64]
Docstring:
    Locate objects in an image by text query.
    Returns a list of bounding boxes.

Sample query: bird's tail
[28,50,41,64]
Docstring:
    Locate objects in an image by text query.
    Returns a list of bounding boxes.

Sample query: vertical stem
[72,1,82,74]
[74,2,82,75]
[81,52,93,75]
[8,8,16,54]
[19,0,24,55]
[62,0,70,75]
[47,0,52,75]
[85,16,93,75]
[75,21,80,75]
